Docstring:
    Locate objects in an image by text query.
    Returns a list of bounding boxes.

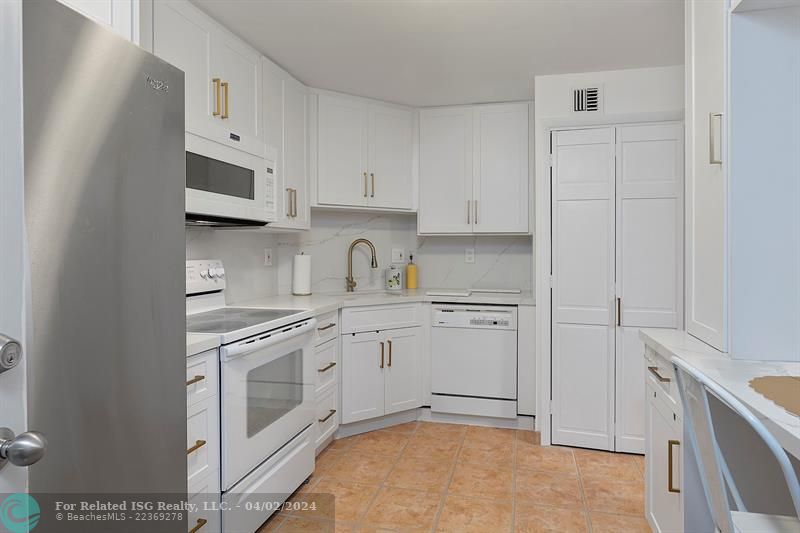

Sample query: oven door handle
[220,319,317,360]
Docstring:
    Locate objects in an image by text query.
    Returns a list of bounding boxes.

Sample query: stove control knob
[199,269,208,279]
[218,268,225,279]
[208,267,216,278]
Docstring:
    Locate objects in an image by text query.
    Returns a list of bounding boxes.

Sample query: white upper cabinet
[262,58,310,229]
[58,0,138,42]
[316,93,413,211]
[472,103,530,233]
[153,1,263,157]
[419,103,530,234]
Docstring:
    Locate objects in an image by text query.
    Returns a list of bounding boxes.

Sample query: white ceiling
[191,0,684,107]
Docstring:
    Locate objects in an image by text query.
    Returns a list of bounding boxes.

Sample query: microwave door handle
[220,319,317,360]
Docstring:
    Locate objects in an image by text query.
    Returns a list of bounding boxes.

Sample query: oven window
[186,151,255,200]
[246,349,303,437]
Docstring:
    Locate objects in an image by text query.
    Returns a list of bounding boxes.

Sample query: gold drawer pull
[318,409,336,423]
[387,339,392,367]
[212,78,221,117]
[648,366,671,383]
[221,81,229,119]
[186,375,205,387]
[317,323,336,332]
[189,518,208,533]
[187,439,206,455]
[379,342,385,368]
[317,362,336,373]
[668,439,681,493]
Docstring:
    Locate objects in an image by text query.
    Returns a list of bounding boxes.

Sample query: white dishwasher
[430,304,518,419]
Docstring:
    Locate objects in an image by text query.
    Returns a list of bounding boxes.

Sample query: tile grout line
[429,426,467,533]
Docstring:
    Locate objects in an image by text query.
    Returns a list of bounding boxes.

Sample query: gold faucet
[346,238,378,292]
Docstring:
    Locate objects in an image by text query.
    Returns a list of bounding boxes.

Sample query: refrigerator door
[23,1,186,493]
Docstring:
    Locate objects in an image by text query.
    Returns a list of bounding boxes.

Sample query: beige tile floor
[258,421,650,532]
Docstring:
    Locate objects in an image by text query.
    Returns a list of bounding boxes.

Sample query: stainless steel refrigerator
[23,0,186,497]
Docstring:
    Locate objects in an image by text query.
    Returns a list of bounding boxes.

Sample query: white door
[153,1,215,140]
[368,105,413,210]
[615,327,647,453]
[317,94,368,207]
[261,58,286,223]
[686,0,727,351]
[473,103,529,233]
[0,0,27,492]
[418,107,473,234]
[551,127,616,450]
[282,76,310,229]
[384,328,422,414]
[341,332,384,423]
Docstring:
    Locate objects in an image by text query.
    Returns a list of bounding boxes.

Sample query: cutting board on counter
[749,375,800,417]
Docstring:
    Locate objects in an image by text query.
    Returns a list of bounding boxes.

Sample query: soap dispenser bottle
[406,254,418,289]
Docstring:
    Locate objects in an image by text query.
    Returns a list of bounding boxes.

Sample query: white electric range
[186,260,316,530]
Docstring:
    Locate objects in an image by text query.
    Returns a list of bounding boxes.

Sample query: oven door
[185,134,268,224]
[220,319,316,491]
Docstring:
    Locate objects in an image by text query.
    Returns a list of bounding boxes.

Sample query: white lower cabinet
[342,327,422,424]
[645,379,683,533]
[313,312,340,453]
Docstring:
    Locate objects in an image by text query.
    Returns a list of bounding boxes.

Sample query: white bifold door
[551,123,683,453]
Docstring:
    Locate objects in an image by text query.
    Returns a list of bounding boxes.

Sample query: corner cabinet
[58,0,138,42]
[152,0,263,157]
[418,103,530,234]
[263,58,310,229]
[316,93,414,211]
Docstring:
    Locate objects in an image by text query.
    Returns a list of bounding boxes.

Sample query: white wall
[532,65,685,441]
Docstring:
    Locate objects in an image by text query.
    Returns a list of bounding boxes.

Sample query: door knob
[0,427,47,470]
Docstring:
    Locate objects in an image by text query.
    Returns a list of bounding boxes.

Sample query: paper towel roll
[292,254,311,295]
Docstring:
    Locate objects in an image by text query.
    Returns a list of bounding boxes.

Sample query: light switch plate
[264,248,273,266]
[465,248,475,264]
[391,248,405,263]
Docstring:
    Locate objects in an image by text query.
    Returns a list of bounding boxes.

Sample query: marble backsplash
[187,211,534,302]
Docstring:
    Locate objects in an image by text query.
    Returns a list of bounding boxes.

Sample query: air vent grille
[573,87,600,112]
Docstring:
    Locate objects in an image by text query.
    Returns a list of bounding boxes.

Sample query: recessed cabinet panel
[282,76,310,228]
[317,95,369,207]
[210,36,261,145]
[384,327,422,414]
[615,326,647,454]
[368,106,413,209]
[341,331,384,423]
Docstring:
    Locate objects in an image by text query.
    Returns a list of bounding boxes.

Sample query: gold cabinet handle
[221,81,229,119]
[616,297,622,326]
[317,362,336,373]
[363,172,368,197]
[186,375,205,387]
[466,200,471,224]
[286,188,293,217]
[318,323,336,332]
[668,439,681,493]
[474,199,478,224]
[370,173,375,198]
[379,342,384,368]
[187,439,206,455]
[189,518,208,533]
[212,78,221,117]
[387,339,392,367]
[709,112,723,165]
[648,366,671,383]
[292,188,298,218]
[318,409,336,423]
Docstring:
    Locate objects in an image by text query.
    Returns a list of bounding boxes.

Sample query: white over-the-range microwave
[185,134,276,227]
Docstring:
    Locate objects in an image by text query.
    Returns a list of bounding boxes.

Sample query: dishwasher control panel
[431,304,517,330]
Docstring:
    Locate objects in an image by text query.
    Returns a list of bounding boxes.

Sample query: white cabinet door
[551,127,616,450]
[686,0,727,351]
[210,33,262,154]
[262,58,285,222]
[317,95,368,207]
[341,332,384,423]
[473,103,529,233]
[58,0,137,42]
[646,381,683,533]
[282,76,310,228]
[153,1,215,139]
[368,105,413,210]
[615,327,646,454]
[384,327,422,415]
[418,107,473,234]
[617,123,683,329]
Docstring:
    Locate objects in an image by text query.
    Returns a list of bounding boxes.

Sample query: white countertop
[640,328,800,459]
[231,288,535,316]
[186,333,221,357]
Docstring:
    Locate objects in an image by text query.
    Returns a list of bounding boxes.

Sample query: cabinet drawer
[315,338,338,395]
[314,311,339,345]
[187,396,220,485]
[341,303,421,333]
[315,387,338,449]
[644,346,680,409]
[187,349,219,407]
[188,469,220,533]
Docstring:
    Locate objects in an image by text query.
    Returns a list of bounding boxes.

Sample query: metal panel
[23,0,186,493]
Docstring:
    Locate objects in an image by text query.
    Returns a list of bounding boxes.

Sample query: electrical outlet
[465,248,475,264]
[391,248,405,263]
[263,248,273,266]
